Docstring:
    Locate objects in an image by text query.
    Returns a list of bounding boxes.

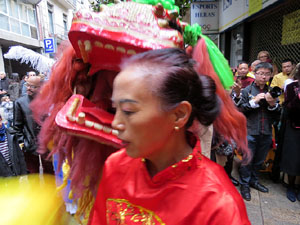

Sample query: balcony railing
[48,23,69,41]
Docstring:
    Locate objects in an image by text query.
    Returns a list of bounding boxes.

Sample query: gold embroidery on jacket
[106,198,165,224]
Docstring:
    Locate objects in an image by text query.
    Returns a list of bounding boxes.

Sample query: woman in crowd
[280,62,300,202]
[257,50,278,77]
[88,48,251,225]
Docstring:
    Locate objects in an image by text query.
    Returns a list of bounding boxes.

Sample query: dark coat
[13,95,40,153]
[0,130,27,177]
[237,82,281,136]
[0,77,9,92]
[284,81,300,127]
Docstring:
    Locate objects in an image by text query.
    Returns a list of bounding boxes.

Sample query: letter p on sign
[44,38,55,53]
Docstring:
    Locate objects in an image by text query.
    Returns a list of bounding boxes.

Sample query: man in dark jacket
[0,71,10,99]
[0,115,27,177]
[235,62,281,201]
[13,75,53,174]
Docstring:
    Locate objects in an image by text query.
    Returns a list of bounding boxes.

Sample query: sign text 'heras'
[193,3,217,17]
[191,2,219,34]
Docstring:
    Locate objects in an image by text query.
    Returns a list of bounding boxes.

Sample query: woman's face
[258,53,269,62]
[111,66,175,159]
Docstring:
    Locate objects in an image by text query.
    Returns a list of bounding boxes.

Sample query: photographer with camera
[235,62,281,201]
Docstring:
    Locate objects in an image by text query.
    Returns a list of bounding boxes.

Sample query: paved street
[232,172,300,225]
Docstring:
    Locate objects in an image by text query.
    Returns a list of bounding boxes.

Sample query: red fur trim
[193,39,251,163]
[31,42,117,196]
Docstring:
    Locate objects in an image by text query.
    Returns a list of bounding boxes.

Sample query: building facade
[191,0,300,69]
[0,0,85,77]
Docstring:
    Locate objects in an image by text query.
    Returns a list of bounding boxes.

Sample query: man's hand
[232,79,242,97]
[19,143,24,150]
[265,92,276,107]
[254,93,265,104]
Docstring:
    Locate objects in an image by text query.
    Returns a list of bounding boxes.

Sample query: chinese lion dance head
[31,0,250,218]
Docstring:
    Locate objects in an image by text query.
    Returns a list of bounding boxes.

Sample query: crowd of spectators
[0,50,299,207]
[215,52,300,203]
[0,71,53,177]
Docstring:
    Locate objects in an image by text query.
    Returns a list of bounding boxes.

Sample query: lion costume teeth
[31,2,248,224]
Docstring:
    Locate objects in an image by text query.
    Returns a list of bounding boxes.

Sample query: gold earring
[174,126,179,131]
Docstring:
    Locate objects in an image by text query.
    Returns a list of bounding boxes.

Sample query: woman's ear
[173,101,192,128]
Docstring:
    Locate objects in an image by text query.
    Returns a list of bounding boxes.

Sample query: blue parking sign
[44,38,55,53]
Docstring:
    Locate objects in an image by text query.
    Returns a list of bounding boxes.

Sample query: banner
[248,0,262,16]
[282,9,300,45]
[219,0,279,32]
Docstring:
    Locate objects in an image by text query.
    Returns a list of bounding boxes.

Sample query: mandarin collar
[141,146,202,185]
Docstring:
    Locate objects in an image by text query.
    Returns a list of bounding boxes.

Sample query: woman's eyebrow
[111,98,139,104]
[119,99,139,104]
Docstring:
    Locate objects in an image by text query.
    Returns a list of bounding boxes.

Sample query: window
[9,0,18,19]
[21,22,30,37]
[30,26,38,39]
[63,13,67,31]
[10,17,20,33]
[47,3,54,34]
[0,0,7,13]
[0,13,9,30]
[19,4,28,22]
[0,0,38,39]
[28,8,36,26]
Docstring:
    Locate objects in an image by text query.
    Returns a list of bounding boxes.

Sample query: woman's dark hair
[293,63,300,79]
[293,63,300,87]
[121,48,220,128]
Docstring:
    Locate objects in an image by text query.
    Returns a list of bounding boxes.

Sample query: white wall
[219,0,280,32]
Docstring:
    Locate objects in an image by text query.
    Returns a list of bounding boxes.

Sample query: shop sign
[219,0,279,32]
[282,9,300,45]
[248,0,262,16]
[44,38,55,53]
[191,1,219,34]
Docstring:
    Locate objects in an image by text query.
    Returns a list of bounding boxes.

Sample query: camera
[259,86,281,107]
[269,86,282,98]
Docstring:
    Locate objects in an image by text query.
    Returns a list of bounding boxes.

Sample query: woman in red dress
[88,48,251,225]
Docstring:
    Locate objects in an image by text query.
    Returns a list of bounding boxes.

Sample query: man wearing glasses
[20,71,37,97]
[13,75,53,174]
[235,62,281,201]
